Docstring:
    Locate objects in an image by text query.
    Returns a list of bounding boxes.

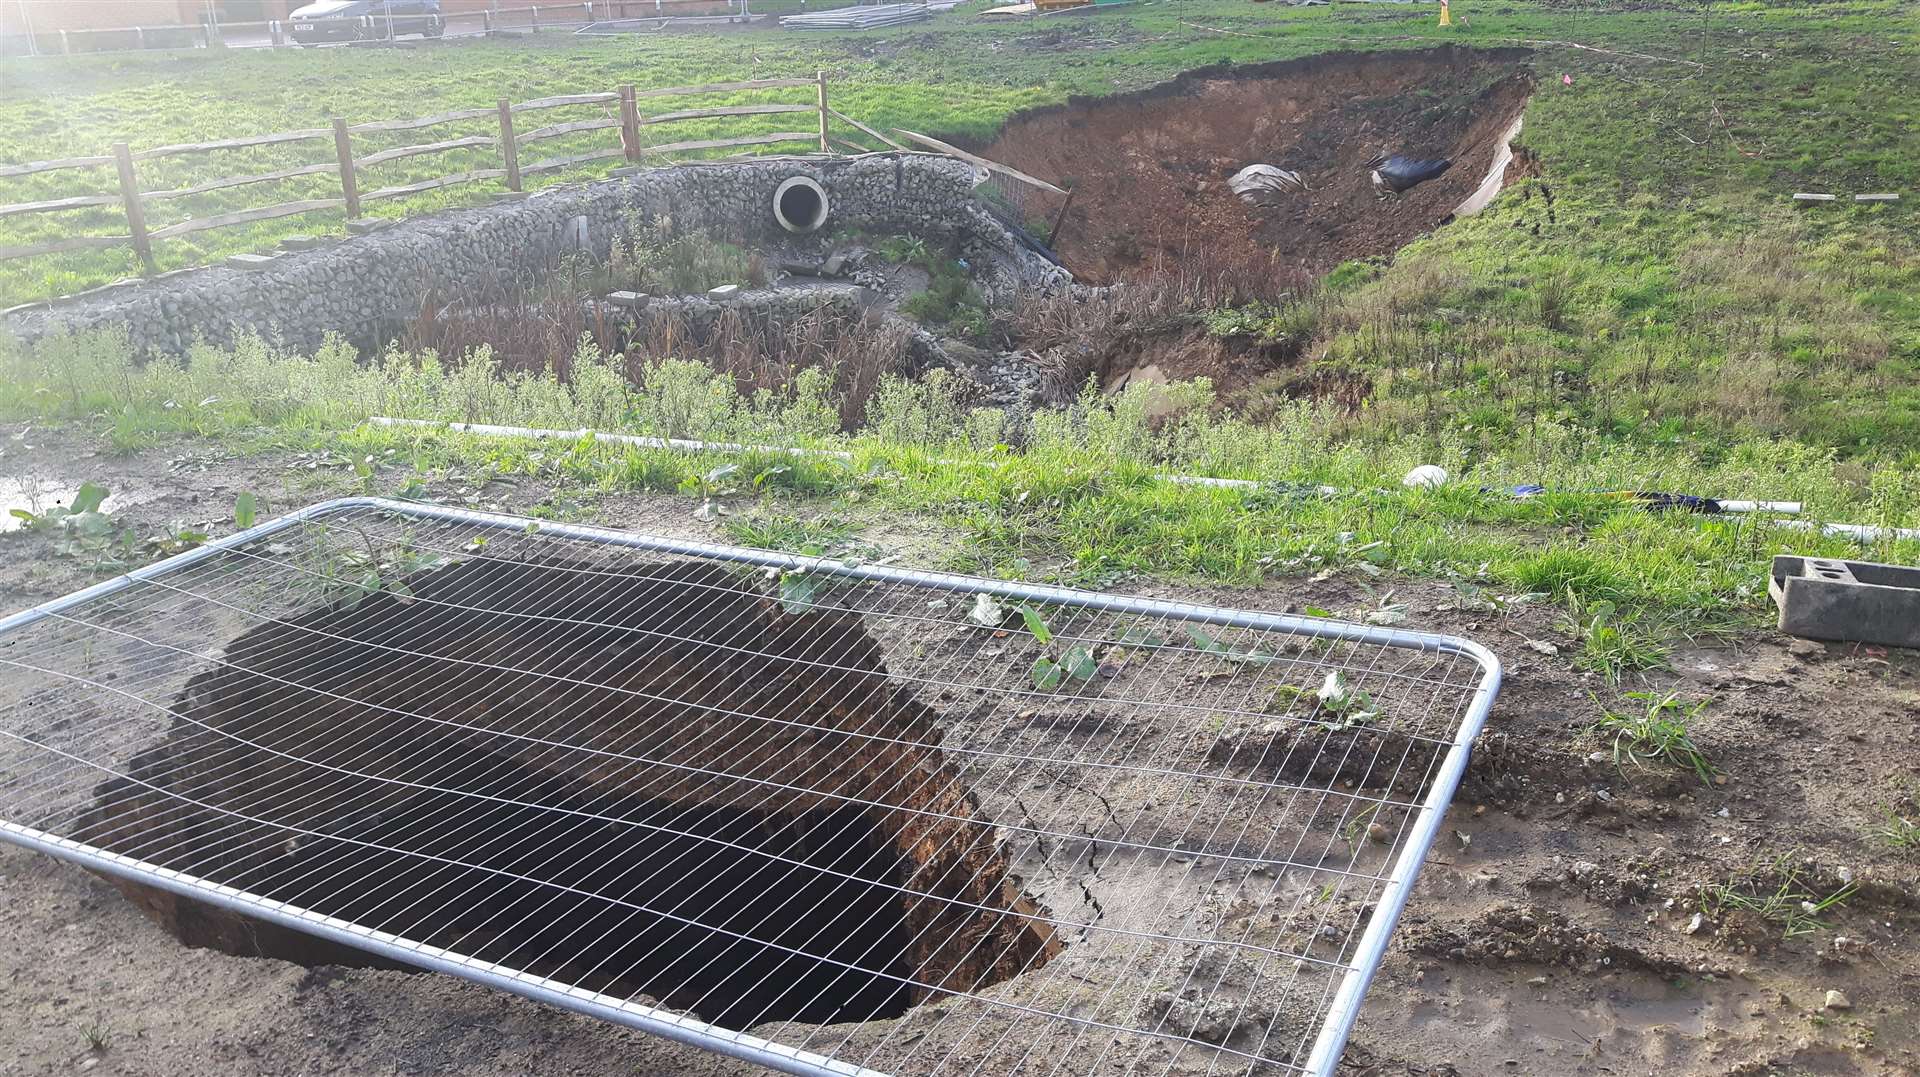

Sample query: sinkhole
[78,556,1061,1030]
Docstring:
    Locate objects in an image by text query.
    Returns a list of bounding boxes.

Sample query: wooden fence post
[1046,186,1075,249]
[815,70,830,154]
[618,85,642,162]
[111,142,156,275]
[497,99,522,191]
[330,117,361,219]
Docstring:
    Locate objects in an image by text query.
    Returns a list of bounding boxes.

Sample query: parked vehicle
[288,0,443,45]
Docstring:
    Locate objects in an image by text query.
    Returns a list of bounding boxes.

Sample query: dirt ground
[1,425,1916,1077]
[984,47,1535,287]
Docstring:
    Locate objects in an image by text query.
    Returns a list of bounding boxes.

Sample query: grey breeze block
[1770,555,1920,650]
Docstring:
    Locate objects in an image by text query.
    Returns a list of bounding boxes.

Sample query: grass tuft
[1592,690,1718,784]
[1699,854,1856,942]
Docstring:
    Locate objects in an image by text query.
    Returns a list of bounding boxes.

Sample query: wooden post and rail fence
[0,73,1073,279]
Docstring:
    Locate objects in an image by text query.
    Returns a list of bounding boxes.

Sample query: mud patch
[983,46,1535,284]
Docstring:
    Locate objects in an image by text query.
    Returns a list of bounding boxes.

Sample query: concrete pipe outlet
[773,176,830,234]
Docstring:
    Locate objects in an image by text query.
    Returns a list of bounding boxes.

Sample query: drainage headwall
[3,154,1021,358]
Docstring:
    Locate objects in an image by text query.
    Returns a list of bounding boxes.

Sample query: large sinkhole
[76,556,1061,1029]
[983,45,1535,284]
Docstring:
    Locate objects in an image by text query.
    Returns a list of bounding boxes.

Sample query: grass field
[2,0,1917,457]
[2,0,1918,660]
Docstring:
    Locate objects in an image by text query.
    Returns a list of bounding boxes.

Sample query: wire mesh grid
[0,497,1499,1077]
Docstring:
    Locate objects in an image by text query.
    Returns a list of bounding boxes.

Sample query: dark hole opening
[78,556,1060,1029]
[778,182,825,231]
[196,760,917,1027]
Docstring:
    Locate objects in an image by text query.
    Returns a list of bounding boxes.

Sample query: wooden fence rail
[0,72,1064,281]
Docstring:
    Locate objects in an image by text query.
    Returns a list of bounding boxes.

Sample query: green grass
[724,509,856,552]
[1592,689,1718,784]
[1699,853,1856,942]
[1877,785,1920,856]
[3,2,1917,458]
[7,329,1913,645]
[3,0,1919,642]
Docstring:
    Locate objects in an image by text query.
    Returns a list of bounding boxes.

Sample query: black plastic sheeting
[1373,156,1453,193]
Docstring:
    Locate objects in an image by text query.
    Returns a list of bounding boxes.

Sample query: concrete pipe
[772,176,829,234]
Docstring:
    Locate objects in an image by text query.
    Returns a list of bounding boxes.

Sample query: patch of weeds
[1875,784,1920,855]
[233,491,259,529]
[1592,690,1719,785]
[1010,602,1097,691]
[1313,671,1381,732]
[1564,595,1670,681]
[1183,624,1278,666]
[9,481,138,565]
[873,234,931,265]
[725,511,855,552]
[901,274,991,342]
[1700,853,1856,941]
[305,531,448,609]
[606,211,752,295]
[144,521,210,556]
[679,463,741,522]
[81,1022,110,1053]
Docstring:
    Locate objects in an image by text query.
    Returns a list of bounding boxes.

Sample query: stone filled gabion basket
[2,154,1062,359]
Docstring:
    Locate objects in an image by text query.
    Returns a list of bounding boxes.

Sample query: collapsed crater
[983,46,1534,285]
[76,556,1061,1030]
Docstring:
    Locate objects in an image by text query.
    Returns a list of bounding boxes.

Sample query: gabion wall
[2,154,1049,357]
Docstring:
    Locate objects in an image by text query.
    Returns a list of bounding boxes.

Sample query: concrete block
[1771,555,1920,649]
[707,284,741,297]
[822,251,850,277]
[1791,193,1837,202]
[225,254,280,271]
[605,290,649,309]
[1854,193,1901,202]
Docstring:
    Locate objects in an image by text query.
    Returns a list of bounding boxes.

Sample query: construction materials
[1771,555,1920,650]
[0,496,1501,1077]
[781,3,930,30]
[1228,164,1308,206]
[1370,154,1452,195]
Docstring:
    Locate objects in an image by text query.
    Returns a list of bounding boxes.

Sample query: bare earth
[1,426,1915,1077]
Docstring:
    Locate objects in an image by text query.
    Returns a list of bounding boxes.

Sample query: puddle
[0,478,100,532]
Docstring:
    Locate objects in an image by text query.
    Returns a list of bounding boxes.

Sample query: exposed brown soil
[0,426,1916,1076]
[983,47,1535,286]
